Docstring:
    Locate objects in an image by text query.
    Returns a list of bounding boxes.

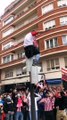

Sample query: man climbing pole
[24,30,44,64]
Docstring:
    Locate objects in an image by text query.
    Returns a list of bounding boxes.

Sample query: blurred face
[26,90,29,95]
[45,93,50,97]
[17,93,21,98]
[49,92,53,97]
[0,105,3,108]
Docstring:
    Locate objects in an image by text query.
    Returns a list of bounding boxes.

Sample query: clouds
[0,0,14,16]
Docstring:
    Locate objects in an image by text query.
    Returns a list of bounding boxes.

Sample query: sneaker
[32,59,40,66]
[32,59,37,66]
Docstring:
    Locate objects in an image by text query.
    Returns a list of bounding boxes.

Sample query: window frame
[43,20,56,31]
[62,35,67,45]
[46,58,60,71]
[5,70,13,78]
[42,3,54,15]
[57,0,67,7]
[45,37,58,49]
[60,16,67,26]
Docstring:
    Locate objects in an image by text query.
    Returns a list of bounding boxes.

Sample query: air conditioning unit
[38,74,44,81]
[49,27,52,29]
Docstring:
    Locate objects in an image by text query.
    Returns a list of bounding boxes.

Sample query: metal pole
[29,71,36,120]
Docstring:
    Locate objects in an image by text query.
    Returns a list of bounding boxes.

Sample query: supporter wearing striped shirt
[39,91,54,120]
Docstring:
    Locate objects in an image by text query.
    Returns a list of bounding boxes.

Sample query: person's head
[32,29,38,36]
[7,94,11,100]
[17,93,21,98]
[13,89,17,94]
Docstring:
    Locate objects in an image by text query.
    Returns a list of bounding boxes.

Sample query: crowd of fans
[0,81,67,120]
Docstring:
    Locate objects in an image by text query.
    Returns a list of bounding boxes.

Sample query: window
[5,70,13,78]
[43,20,55,31]
[58,0,67,7]
[42,3,54,14]
[60,16,67,26]
[3,16,14,26]
[17,52,25,59]
[46,58,60,71]
[2,28,14,38]
[62,35,67,45]
[2,42,14,50]
[3,54,13,63]
[16,67,26,76]
[64,57,67,68]
[45,38,58,49]
[50,39,53,48]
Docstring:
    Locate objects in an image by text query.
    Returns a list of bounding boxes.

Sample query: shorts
[24,45,40,58]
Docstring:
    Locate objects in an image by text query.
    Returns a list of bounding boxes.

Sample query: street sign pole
[26,57,40,120]
[29,71,36,120]
[26,57,37,120]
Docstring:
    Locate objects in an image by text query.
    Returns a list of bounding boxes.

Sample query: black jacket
[3,99,14,113]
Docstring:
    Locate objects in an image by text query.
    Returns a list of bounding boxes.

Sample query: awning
[46,79,62,85]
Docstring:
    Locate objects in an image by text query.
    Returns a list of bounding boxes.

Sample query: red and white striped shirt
[40,97,53,111]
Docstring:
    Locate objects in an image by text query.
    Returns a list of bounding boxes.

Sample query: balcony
[2,1,37,24]
[0,42,24,57]
[14,15,38,31]
[14,38,24,46]
[0,18,38,43]
[41,45,67,57]
[1,49,25,65]
[1,1,37,30]
[15,1,37,19]
[0,57,25,69]
[2,37,24,52]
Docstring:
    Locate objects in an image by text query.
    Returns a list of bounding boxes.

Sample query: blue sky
[0,0,14,16]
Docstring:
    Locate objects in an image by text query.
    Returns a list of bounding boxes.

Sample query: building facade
[0,0,67,89]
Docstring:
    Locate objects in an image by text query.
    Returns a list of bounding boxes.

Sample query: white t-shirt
[24,32,35,47]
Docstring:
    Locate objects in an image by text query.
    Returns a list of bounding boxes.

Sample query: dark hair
[60,91,65,97]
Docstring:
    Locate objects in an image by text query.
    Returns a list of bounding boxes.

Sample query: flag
[61,68,67,82]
